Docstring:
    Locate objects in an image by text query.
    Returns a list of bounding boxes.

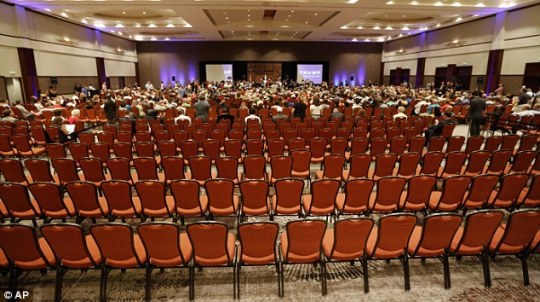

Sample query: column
[17,48,38,101]
[416,58,426,88]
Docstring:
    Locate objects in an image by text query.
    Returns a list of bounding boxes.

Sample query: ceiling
[6,0,540,42]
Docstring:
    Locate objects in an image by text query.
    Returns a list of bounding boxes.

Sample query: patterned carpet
[11,254,540,301]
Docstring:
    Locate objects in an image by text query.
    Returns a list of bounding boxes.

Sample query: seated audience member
[53,109,65,123]
[217,107,235,125]
[0,109,17,124]
[0,99,9,110]
[174,108,192,125]
[424,111,455,141]
[310,97,323,120]
[393,106,408,121]
[68,109,80,124]
[52,116,77,143]
[245,108,261,125]
[511,103,540,133]
[14,100,37,120]
[329,107,345,122]
[272,106,289,122]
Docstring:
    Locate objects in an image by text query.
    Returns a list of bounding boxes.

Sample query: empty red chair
[303,179,340,216]
[408,136,425,153]
[315,155,345,181]
[135,180,174,219]
[134,157,162,181]
[65,181,109,219]
[400,175,437,212]
[488,209,540,286]
[419,151,445,177]
[446,136,465,153]
[40,223,102,301]
[366,213,417,291]
[506,150,536,174]
[485,149,512,176]
[450,210,504,288]
[90,223,147,301]
[137,222,192,301]
[186,222,236,300]
[215,156,240,183]
[25,159,58,184]
[188,156,212,185]
[438,151,467,178]
[408,213,463,289]
[106,157,136,184]
[0,224,55,291]
[272,178,303,217]
[29,182,75,220]
[336,179,373,216]
[463,150,491,176]
[0,158,28,184]
[395,152,421,179]
[268,156,293,183]
[79,157,109,186]
[101,180,141,220]
[12,134,45,158]
[488,173,528,209]
[517,174,540,208]
[429,175,471,212]
[204,179,239,218]
[346,154,371,179]
[462,174,499,210]
[371,153,398,180]
[484,135,502,152]
[170,179,208,224]
[239,180,271,218]
[236,222,281,298]
[0,182,41,223]
[465,135,485,153]
[370,177,406,213]
[323,218,374,293]
[280,219,327,296]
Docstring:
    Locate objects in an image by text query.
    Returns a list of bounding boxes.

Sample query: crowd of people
[1,79,540,139]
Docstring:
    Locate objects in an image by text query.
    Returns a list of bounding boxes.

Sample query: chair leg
[275,262,281,297]
[442,254,451,289]
[233,264,237,300]
[280,262,285,297]
[189,266,195,301]
[402,253,411,291]
[9,267,20,293]
[100,266,110,302]
[362,257,370,294]
[480,251,491,288]
[145,264,152,302]
[519,253,530,286]
[321,260,327,296]
[55,267,66,302]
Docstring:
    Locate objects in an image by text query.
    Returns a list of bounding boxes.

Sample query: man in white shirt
[414,99,429,115]
[174,107,191,125]
[393,106,408,121]
[245,108,261,125]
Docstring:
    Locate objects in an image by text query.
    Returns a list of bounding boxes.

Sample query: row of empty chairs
[1,172,539,225]
[1,209,539,301]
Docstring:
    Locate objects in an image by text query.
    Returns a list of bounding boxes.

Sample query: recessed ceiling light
[352,38,358,42]
[455,17,463,22]
[364,38,370,42]
[81,18,88,24]
[385,26,393,30]
[453,39,460,43]
[44,8,52,12]
[398,33,403,37]
[60,12,69,18]
[410,1,418,5]
[387,37,392,40]
[475,3,485,7]
[452,2,462,7]
[166,24,175,27]
[63,37,70,42]
[135,23,141,28]
[116,24,124,28]
[340,26,348,29]
[142,11,147,15]
[373,25,381,30]
[473,14,479,17]
[402,26,410,30]
[434,1,443,6]
[94,21,105,28]
[357,26,363,29]
[377,37,385,42]
[122,11,126,14]
[386,1,395,4]
[150,37,157,41]
[148,24,157,28]
[435,23,441,27]
[347,0,359,4]
[165,37,170,41]
[118,32,123,36]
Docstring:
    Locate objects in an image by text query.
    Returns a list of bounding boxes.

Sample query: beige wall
[380,4,540,94]
[0,1,137,97]
[137,41,382,86]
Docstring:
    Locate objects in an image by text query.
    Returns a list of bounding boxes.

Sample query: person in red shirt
[67,109,80,124]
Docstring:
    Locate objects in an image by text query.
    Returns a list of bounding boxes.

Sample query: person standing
[292,99,307,121]
[193,95,210,122]
[103,94,117,124]
[469,90,486,136]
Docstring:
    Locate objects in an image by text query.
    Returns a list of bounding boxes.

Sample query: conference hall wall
[136,41,382,87]
[381,4,540,95]
[0,1,137,101]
